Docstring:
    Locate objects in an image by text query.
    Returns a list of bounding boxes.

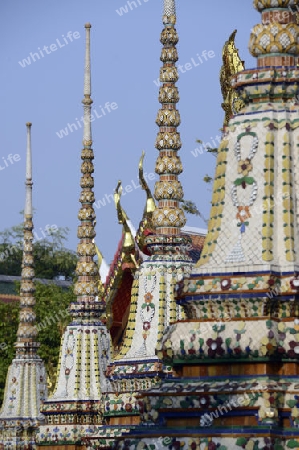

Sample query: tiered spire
[72,23,105,322]
[50,22,109,398]
[152,0,186,236]
[16,123,40,358]
[135,2,299,449]
[37,27,110,445]
[0,123,47,447]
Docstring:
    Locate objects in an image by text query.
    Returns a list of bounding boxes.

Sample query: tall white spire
[25,122,32,217]
[83,23,92,143]
[163,0,176,16]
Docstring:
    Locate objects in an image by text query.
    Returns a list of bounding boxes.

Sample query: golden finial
[95,241,103,268]
[139,151,156,216]
[92,219,105,298]
[114,181,135,250]
[220,30,245,127]
[95,242,105,297]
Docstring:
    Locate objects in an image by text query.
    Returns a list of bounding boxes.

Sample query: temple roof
[182,227,206,263]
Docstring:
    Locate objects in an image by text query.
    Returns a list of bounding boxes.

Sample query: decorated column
[103,0,193,430]
[0,123,47,449]
[137,1,299,449]
[36,24,111,448]
[151,0,186,238]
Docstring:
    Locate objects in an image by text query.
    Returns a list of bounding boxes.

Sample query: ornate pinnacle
[72,24,104,322]
[152,0,186,235]
[220,30,245,127]
[114,181,135,250]
[139,151,156,217]
[15,123,39,359]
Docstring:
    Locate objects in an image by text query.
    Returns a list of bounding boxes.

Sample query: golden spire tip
[85,23,92,28]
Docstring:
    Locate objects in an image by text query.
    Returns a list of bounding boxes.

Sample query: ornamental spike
[25,122,32,218]
[72,23,104,320]
[16,123,39,357]
[151,0,186,236]
[83,23,93,143]
[0,123,47,440]
[139,151,156,216]
[35,25,110,430]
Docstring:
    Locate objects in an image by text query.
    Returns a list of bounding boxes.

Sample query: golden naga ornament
[135,152,155,251]
[220,30,245,127]
[114,181,137,251]
[93,237,105,297]
[139,151,155,218]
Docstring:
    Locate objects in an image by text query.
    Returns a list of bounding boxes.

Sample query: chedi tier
[145,1,299,449]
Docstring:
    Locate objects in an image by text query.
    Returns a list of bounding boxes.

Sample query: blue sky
[0,1,258,264]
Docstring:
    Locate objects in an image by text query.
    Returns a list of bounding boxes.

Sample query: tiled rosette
[226,132,258,263]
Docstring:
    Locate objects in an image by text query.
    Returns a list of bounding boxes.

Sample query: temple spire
[16,122,39,358]
[83,23,92,142]
[0,123,47,447]
[25,122,32,216]
[151,0,186,236]
[72,23,104,319]
[37,27,110,426]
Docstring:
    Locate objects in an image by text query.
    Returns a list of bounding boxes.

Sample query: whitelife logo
[116,0,150,16]
[153,50,215,87]
[94,172,156,209]
[0,153,21,171]
[55,102,118,139]
[18,31,81,68]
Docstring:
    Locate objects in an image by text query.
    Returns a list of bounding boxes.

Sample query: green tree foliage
[196,139,217,185]
[203,175,213,184]
[0,282,75,406]
[181,138,219,225]
[0,299,19,405]
[196,139,218,157]
[0,224,77,279]
[181,200,208,224]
